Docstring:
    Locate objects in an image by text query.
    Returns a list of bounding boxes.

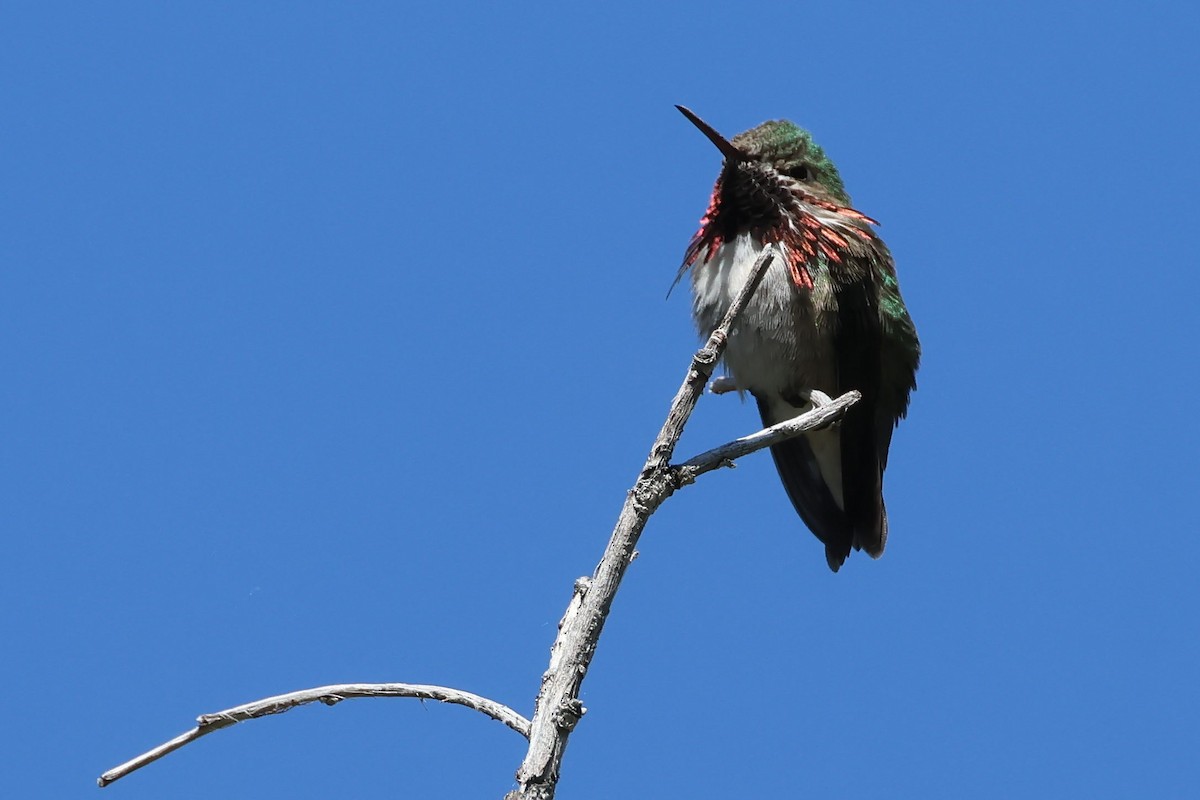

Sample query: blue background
[4,2,1197,797]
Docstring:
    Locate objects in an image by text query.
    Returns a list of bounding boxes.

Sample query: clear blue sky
[4,2,1197,797]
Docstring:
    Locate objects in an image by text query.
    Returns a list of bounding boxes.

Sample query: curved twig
[99,682,529,787]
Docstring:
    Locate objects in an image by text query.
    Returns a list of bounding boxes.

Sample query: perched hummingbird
[675,106,920,572]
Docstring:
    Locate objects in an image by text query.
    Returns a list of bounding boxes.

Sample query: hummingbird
[675,106,920,572]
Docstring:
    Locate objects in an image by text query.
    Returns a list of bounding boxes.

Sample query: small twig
[506,247,779,800]
[99,682,529,787]
[676,390,861,482]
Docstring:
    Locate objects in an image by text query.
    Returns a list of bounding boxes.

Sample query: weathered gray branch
[505,246,858,799]
[99,245,862,797]
[98,682,530,787]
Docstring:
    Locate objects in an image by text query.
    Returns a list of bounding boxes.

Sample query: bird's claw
[807,390,833,407]
[710,376,741,395]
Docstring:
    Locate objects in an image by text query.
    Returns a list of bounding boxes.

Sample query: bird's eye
[788,164,810,181]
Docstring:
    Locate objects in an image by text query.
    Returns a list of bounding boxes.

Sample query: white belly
[690,234,845,507]
[689,233,838,398]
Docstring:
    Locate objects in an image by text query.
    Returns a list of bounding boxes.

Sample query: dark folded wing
[756,395,854,572]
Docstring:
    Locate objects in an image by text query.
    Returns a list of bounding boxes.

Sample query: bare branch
[99,682,529,787]
[506,247,779,800]
[98,245,824,798]
[676,389,861,482]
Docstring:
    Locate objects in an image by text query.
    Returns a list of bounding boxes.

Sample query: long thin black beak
[675,105,742,161]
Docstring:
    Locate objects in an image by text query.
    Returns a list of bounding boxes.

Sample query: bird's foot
[807,390,834,407]
[781,389,841,426]
[709,375,741,395]
[783,388,834,409]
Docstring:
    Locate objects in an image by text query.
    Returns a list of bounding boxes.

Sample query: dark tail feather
[840,402,888,559]
[757,397,853,572]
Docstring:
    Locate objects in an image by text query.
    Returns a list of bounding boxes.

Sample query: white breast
[689,232,845,508]
[689,232,837,399]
